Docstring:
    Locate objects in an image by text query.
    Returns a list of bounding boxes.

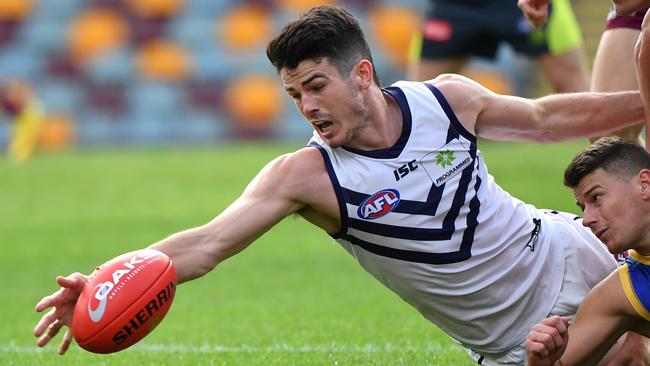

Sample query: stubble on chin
[347,105,371,146]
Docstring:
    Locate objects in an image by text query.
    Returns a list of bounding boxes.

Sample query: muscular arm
[34,147,334,354]
[432,74,644,143]
[148,147,325,283]
[558,272,634,365]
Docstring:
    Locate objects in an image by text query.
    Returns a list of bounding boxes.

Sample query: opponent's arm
[526,271,639,366]
[637,10,650,150]
[525,315,568,366]
[432,74,644,143]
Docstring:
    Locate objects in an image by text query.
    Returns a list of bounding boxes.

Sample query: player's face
[574,168,645,254]
[281,58,369,148]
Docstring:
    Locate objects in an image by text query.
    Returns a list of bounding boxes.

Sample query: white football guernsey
[308,81,566,354]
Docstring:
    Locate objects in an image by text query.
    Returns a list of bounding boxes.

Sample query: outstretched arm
[33,147,327,353]
[147,151,310,283]
[432,74,645,143]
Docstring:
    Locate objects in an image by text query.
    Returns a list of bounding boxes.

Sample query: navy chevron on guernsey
[346,173,482,242]
[343,186,445,216]
[315,83,481,259]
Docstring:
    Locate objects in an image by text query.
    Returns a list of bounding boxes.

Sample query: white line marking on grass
[1,342,463,354]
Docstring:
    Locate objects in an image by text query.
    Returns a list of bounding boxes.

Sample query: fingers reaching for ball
[33,272,89,353]
[34,250,177,355]
[59,329,74,355]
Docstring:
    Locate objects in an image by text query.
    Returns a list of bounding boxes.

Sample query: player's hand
[517,0,550,28]
[525,315,569,366]
[34,273,88,355]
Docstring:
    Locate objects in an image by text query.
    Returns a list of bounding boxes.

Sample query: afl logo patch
[357,189,400,220]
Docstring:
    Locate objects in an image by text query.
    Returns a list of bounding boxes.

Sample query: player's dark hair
[564,137,650,188]
[266,5,380,85]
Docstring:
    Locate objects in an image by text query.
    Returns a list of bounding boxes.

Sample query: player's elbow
[527,107,561,143]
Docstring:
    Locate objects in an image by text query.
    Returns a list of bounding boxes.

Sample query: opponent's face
[574,168,645,254]
[281,58,369,148]
[612,0,650,15]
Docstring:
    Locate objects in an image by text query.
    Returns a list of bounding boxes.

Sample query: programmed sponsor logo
[357,189,400,219]
[434,156,472,186]
[88,250,160,323]
[421,141,473,187]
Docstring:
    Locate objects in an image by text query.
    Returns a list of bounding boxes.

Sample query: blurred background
[1,2,607,362]
[0,0,610,155]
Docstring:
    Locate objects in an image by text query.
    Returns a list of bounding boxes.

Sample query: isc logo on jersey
[357,189,400,219]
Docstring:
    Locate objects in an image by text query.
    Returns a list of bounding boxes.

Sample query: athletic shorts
[605,6,649,30]
[410,0,583,61]
[464,211,618,365]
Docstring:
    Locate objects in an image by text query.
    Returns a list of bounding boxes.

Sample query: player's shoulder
[584,268,637,318]
[615,258,650,319]
[424,73,493,131]
[266,146,324,173]
[426,73,492,97]
[256,147,330,203]
[259,147,327,186]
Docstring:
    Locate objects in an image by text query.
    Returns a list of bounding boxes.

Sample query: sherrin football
[72,249,177,353]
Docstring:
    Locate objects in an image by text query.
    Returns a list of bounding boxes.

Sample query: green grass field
[0,140,586,365]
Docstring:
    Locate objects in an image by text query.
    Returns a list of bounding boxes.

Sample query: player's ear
[639,169,650,199]
[354,59,373,90]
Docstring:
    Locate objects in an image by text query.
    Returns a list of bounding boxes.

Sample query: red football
[72,249,177,353]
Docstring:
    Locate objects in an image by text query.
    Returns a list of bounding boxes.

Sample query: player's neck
[633,213,650,256]
[371,88,403,146]
[344,87,403,150]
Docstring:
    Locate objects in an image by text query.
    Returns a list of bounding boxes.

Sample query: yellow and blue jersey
[618,250,650,321]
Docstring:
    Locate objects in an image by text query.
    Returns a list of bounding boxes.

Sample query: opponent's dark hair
[564,136,650,188]
[266,5,380,85]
